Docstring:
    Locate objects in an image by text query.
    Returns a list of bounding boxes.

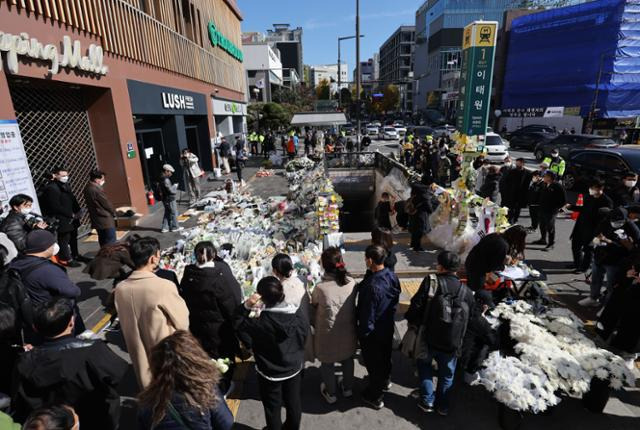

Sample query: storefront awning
[290,112,348,126]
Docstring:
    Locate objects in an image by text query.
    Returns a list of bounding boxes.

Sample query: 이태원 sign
[0,120,40,213]
[456,21,497,137]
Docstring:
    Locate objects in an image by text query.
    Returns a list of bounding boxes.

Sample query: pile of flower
[159,160,332,298]
[474,301,636,412]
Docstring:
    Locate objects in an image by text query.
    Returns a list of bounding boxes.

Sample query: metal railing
[323,151,413,178]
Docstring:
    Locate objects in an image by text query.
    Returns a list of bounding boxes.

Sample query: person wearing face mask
[114,236,189,388]
[41,166,86,267]
[436,151,452,186]
[83,169,117,247]
[526,171,543,232]
[542,149,566,178]
[611,172,640,207]
[581,207,640,307]
[9,230,84,342]
[502,158,531,224]
[566,180,613,273]
[0,194,48,253]
[532,171,566,250]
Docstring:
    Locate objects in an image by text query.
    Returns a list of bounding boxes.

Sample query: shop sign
[0,120,40,213]
[212,98,246,116]
[456,21,497,137]
[502,107,569,118]
[0,31,108,76]
[207,21,243,62]
[162,92,195,110]
[224,102,239,114]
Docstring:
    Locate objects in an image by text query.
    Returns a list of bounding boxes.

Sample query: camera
[25,214,60,233]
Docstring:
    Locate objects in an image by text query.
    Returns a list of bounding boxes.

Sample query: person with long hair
[311,247,358,404]
[271,253,308,309]
[138,330,233,430]
[236,277,309,430]
[179,241,242,394]
[84,234,140,281]
[501,224,528,264]
[371,227,397,272]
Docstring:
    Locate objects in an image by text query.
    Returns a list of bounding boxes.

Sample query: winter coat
[138,386,233,430]
[114,270,190,388]
[83,182,116,230]
[0,232,18,263]
[41,181,80,233]
[9,255,80,307]
[569,194,613,243]
[374,201,393,229]
[611,184,640,208]
[356,268,400,339]
[408,192,436,235]
[179,262,242,359]
[83,247,134,280]
[160,176,177,203]
[310,275,358,363]
[219,141,231,157]
[501,168,530,207]
[0,211,31,252]
[479,173,501,203]
[527,179,543,206]
[460,307,498,371]
[12,335,128,430]
[281,274,308,309]
[384,249,397,272]
[394,201,409,229]
[539,182,566,213]
[180,153,203,179]
[235,301,309,380]
[464,234,509,291]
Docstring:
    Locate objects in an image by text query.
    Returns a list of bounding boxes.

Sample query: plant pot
[582,377,611,414]
[498,403,524,430]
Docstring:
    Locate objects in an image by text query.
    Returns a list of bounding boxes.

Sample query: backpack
[152,179,165,202]
[0,261,48,341]
[425,275,471,353]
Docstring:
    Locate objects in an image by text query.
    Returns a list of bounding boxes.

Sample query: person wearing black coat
[407,185,436,252]
[567,180,613,272]
[527,172,543,231]
[374,193,394,230]
[235,277,308,430]
[179,241,242,393]
[0,194,48,252]
[464,233,509,292]
[532,171,566,249]
[12,297,128,430]
[40,168,83,266]
[610,172,640,208]
[479,167,501,203]
[501,159,531,224]
[459,290,498,376]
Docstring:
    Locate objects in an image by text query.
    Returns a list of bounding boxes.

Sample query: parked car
[342,123,354,135]
[381,126,399,140]
[483,132,510,163]
[366,125,379,136]
[371,121,382,127]
[509,131,556,151]
[564,146,640,191]
[534,134,618,161]
[433,124,456,138]
[413,126,435,140]
[394,125,407,137]
[507,124,557,139]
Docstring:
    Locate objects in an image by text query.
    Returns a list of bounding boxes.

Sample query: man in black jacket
[532,171,566,250]
[611,172,640,208]
[159,164,183,233]
[0,194,47,252]
[527,171,543,232]
[501,158,531,224]
[12,297,128,430]
[41,167,85,267]
[567,180,613,273]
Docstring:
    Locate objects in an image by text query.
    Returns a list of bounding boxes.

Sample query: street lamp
[338,34,365,108]
[356,0,362,150]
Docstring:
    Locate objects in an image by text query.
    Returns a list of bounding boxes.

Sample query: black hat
[24,230,56,254]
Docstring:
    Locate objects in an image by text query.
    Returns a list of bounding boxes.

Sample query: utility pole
[356,0,361,150]
[338,35,365,109]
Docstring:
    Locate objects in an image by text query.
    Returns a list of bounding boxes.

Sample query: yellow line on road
[91,312,113,334]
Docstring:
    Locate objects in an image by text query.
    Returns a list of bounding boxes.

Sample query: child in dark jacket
[235,277,309,430]
[460,290,498,381]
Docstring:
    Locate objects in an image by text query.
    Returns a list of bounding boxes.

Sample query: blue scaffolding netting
[502,0,640,119]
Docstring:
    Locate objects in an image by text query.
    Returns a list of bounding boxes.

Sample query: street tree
[382,84,400,113]
[316,78,331,100]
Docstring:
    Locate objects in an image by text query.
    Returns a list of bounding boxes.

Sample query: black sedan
[509,131,556,151]
[534,134,618,161]
[563,146,640,191]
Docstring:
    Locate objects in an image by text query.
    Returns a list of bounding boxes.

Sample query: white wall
[243,44,283,81]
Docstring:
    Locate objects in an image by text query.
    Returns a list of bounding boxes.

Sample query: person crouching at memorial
[235,276,309,430]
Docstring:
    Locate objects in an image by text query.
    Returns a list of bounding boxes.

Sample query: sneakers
[578,297,600,307]
[362,396,384,410]
[172,227,184,232]
[417,399,434,413]
[320,383,337,405]
[161,229,169,233]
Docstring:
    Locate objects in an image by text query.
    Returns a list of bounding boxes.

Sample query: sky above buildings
[238,0,418,76]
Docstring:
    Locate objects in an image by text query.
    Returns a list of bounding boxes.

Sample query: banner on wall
[0,120,40,213]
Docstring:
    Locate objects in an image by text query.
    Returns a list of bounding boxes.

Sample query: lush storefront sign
[207,21,243,62]
[0,31,108,75]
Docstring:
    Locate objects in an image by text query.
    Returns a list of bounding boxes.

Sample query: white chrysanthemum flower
[594,368,609,380]
[610,377,623,390]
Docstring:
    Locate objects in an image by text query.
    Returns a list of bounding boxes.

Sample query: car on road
[371,121,382,127]
[507,124,557,138]
[380,126,399,140]
[534,134,618,161]
[365,125,379,136]
[563,146,640,191]
[433,124,456,138]
[393,124,407,137]
[342,123,354,135]
[413,126,435,140]
[509,131,556,151]
[483,132,510,163]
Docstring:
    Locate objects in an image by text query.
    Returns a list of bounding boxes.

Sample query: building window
[440,49,461,72]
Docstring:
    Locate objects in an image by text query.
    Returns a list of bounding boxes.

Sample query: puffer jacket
[179,262,242,359]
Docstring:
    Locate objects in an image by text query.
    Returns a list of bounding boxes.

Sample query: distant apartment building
[354,58,377,97]
[265,24,304,85]
[311,64,349,95]
[413,0,520,117]
[379,25,415,113]
[241,40,284,103]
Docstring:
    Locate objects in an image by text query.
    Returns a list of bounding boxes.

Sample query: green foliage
[316,78,331,100]
[248,102,292,131]
[382,84,400,112]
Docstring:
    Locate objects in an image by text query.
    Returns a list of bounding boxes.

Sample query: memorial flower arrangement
[474,301,636,412]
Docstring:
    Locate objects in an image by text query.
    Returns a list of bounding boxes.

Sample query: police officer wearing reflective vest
[542,148,566,178]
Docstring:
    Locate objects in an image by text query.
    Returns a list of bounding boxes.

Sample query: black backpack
[152,179,166,202]
[0,262,47,341]
[425,276,471,353]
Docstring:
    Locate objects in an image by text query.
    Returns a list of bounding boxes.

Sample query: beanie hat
[24,230,56,254]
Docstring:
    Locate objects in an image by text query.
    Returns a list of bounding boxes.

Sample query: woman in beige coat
[310,247,358,404]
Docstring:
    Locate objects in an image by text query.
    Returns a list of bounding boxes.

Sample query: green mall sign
[456,21,498,137]
[207,21,243,62]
